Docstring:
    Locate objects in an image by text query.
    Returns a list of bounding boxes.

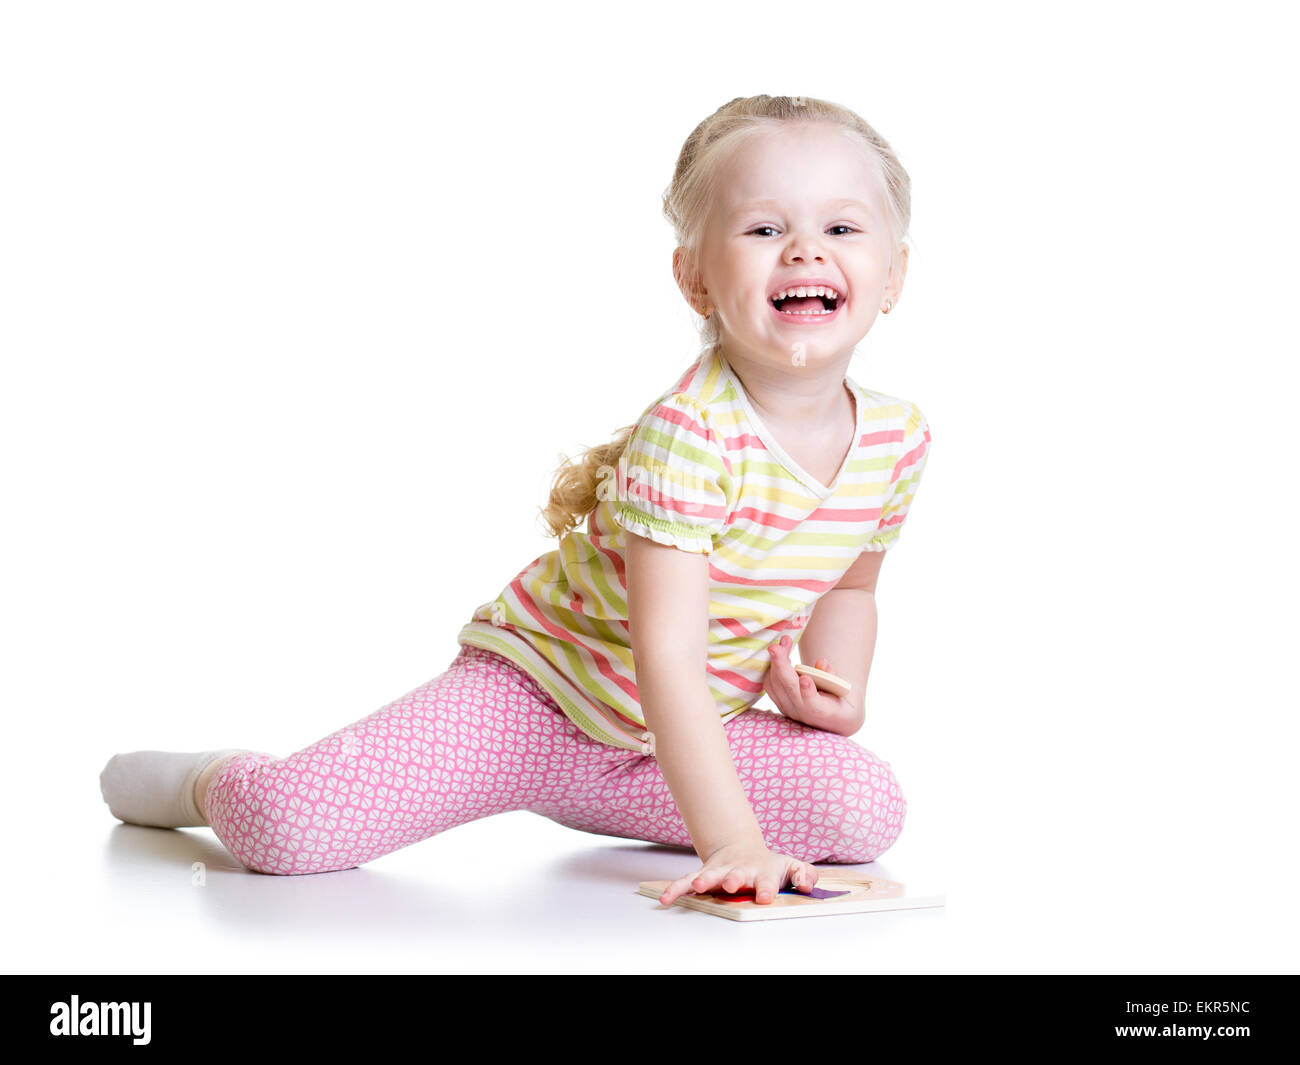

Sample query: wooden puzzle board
[637,870,946,921]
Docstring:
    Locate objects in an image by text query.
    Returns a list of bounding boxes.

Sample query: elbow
[838,702,866,736]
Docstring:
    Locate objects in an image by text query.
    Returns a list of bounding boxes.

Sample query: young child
[100,94,932,907]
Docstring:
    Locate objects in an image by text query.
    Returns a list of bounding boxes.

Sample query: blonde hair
[538,94,913,540]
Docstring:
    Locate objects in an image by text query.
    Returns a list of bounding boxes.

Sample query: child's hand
[764,635,860,734]
[659,842,819,907]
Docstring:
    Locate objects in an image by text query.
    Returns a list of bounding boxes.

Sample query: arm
[771,404,929,732]
[625,529,819,905]
[625,529,765,857]
[768,548,886,735]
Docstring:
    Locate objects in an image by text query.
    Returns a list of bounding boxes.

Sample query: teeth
[771,285,840,302]
[771,283,840,313]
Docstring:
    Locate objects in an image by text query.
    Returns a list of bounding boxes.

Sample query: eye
[747,224,859,237]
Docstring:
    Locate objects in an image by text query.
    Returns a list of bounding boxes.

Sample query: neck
[715,342,853,427]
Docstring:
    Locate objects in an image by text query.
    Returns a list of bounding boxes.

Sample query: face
[675,122,907,370]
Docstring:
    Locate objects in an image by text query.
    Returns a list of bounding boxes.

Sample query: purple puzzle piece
[801,885,852,899]
[708,884,852,902]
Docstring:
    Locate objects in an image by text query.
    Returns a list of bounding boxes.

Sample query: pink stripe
[726,505,803,531]
[720,428,768,452]
[622,482,727,521]
[591,533,627,585]
[591,692,651,731]
[806,506,880,522]
[889,436,929,485]
[509,577,641,705]
[718,617,751,638]
[707,663,765,694]
[726,503,881,529]
[862,427,904,447]
[724,426,900,455]
[678,358,701,390]
[708,562,837,594]
[650,400,712,442]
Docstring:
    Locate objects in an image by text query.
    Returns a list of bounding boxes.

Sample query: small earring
[882,300,893,314]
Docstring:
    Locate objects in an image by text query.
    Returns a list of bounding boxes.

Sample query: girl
[99,94,931,908]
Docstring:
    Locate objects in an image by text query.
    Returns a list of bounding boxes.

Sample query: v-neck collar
[713,345,862,499]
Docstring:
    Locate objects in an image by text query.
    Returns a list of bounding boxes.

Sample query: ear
[672,246,708,315]
[883,242,909,310]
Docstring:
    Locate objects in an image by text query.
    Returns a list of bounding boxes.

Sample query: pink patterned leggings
[204,645,907,875]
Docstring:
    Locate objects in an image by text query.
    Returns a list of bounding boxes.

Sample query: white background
[2,0,1296,974]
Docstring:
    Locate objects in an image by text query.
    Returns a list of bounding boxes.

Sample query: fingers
[659,869,704,906]
[754,869,781,904]
[768,637,805,707]
[661,859,821,907]
[659,865,763,905]
[709,864,770,903]
[789,861,820,895]
[771,639,836,707]
[658,864,741,906]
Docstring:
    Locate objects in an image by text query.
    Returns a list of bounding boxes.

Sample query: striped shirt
[457,343,932,752]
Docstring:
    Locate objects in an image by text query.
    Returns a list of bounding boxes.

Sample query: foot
[99,749,249,828]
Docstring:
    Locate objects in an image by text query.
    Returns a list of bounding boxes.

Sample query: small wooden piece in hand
[792,663,852,698]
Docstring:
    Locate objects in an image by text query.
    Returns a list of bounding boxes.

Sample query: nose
[781,230,827,264]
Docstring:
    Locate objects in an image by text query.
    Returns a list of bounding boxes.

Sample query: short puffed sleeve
[611,393,734,554]
[867,401,932,551]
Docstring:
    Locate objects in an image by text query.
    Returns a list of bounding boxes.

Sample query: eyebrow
[730,198,874,218]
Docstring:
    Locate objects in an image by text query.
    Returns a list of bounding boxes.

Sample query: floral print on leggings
[205,645,907,875]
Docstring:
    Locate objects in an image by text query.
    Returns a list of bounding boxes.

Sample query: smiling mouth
[770,293,839,315]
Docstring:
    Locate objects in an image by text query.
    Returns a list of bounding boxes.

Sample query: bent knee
[813,744,907,864]
[207,760,355,875]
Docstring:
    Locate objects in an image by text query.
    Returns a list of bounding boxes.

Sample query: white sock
[99,748,250,828]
